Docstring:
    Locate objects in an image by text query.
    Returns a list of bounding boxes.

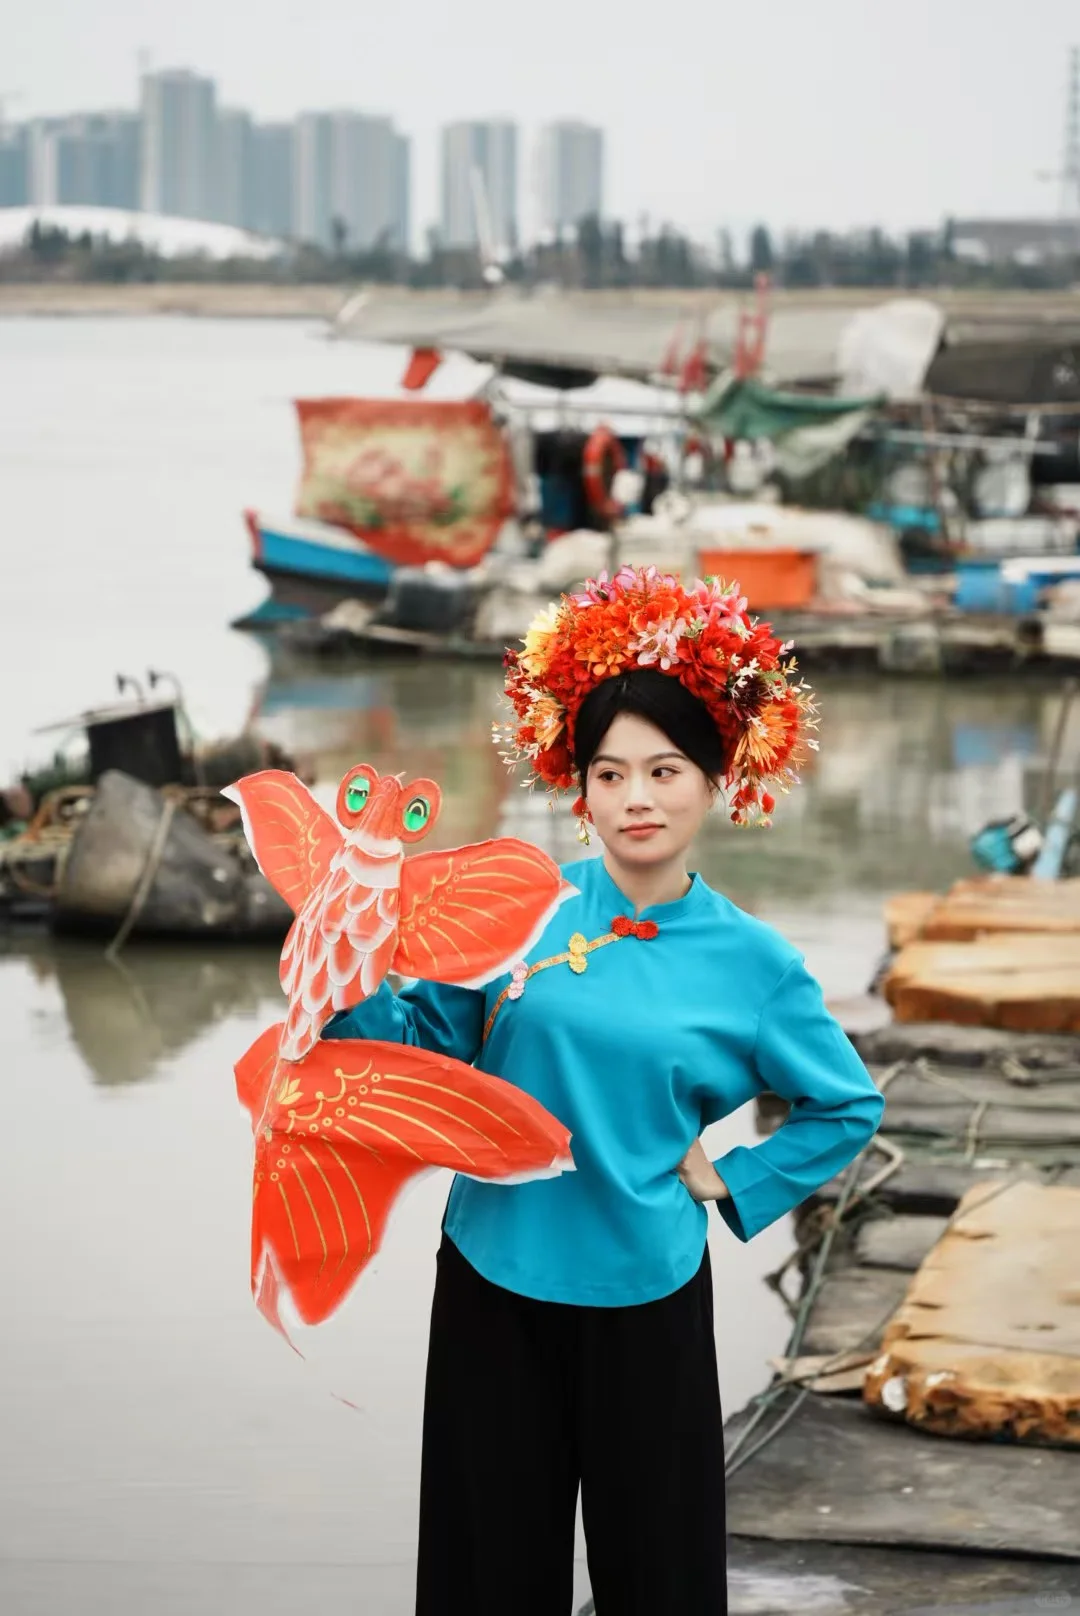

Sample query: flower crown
[495,564,817,826]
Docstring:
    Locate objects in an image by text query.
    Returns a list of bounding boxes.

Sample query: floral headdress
[495,564,817,829]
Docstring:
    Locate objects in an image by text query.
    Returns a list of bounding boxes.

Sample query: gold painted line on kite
[322,1139,372,1254]
[385,1072,523,1137]
[333,1121,384,1165]
[360,1100,477,1168]
[411,928,440,969]
[275,1178,302,1260]
[427,922,471,969]
[261,793,306,827]
[290,1162,329,1276]
[433,907,491,950]
[454,872,533,892]
[298,1142,350,1272]
[464,853,541,872]
[346,1113,425,1162]
[377,1087,506,1156]
[334,1059,374,1084]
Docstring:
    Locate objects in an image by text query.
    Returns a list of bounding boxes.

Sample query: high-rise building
[536,120,604,236]
[293,111,409,252]
[215,107,254,229]
[139,68,217,220]
[250,122,294,239]
[11,113,138,209]
[293,112,335,247]
[440,120,517,254]
[0,126,28,207]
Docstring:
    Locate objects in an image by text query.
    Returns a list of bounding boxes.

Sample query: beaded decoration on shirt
[482,917,659,1042]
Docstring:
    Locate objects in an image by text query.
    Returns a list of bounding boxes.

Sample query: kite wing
[393,838,575,986]
[223,770,342,913]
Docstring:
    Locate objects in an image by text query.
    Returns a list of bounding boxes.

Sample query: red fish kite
[225,766,575,1334]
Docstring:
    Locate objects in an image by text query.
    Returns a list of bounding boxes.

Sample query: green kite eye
[345,778,370,814]
[403,795,431,833]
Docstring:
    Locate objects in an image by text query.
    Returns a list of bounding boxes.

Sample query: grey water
[0,317,1068,1614]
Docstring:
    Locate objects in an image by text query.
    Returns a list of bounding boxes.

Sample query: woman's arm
[322,977,486,1067]
[709,957,885,1241]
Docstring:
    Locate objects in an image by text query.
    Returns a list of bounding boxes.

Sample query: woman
[326,566,884,1615]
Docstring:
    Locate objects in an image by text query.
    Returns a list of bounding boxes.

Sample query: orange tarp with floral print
[293,397,515,569]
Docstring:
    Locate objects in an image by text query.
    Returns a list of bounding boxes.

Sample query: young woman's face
[585,711,715,870]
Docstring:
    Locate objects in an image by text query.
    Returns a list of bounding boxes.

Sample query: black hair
[573,668,727,792]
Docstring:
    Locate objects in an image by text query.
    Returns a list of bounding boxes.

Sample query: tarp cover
[294,398,515,569]
[695,375,881,478]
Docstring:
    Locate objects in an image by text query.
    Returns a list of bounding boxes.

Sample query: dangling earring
[572,794,592,845]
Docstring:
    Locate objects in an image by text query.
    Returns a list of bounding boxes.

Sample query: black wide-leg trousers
[415,1235,728,1616]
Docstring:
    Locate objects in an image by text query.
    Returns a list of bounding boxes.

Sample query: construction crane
[1036,47,1080,216]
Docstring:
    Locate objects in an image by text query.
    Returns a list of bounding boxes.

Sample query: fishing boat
[234,508,396,629]
[0,679,294,943]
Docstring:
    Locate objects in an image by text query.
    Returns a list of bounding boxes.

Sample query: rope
[104,798,177,961]
[725,1165,1032,1481]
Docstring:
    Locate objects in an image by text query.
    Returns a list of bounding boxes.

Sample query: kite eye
[344,777,370,814]
[402,794,431,834]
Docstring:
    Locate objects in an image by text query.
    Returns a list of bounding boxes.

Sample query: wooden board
[879,1065,1080,1113]
[726,1392,1080,1558]
[918,875,1080,941]
[883,933,1080,1033]
[800,1266,911,1358]
[855,1215,950,1272]
[854,1019,1080,1071]
[811,1158,1043,1218]
[863,1179,1080,1445]
[725,1534,1080,1615]
[884,891,942,949]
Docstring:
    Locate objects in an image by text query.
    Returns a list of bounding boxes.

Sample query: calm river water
[0,318,1068,1614]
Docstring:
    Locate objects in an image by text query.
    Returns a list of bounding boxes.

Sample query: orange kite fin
[392,838,575,987]
[252,1036,573,1327]
[234,1021,286,1126]
[222,769,342,914]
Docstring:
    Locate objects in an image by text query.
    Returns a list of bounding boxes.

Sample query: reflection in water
[253,651,1057,908]
[6,937,282,1086]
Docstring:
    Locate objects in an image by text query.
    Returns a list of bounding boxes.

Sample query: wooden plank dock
[721,1018,1080,1615]
[884,876,1080,1032]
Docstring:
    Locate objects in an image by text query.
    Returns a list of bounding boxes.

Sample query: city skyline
[4,0,1079,246]
[0,70,610,252]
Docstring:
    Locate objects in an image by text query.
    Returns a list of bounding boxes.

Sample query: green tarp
[697,375,882,440]
[696,375,883,480]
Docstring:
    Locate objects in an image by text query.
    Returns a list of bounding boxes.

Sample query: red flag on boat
[679,340,708,393]
[401,347,442,391]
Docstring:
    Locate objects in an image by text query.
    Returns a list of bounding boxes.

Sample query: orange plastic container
[696,548,817,610]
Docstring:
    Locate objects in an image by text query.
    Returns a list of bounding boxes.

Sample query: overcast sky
[6,0,1077,244]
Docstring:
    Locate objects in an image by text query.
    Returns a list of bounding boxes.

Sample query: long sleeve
[712,958,884,1243]
[322,977,485,1068]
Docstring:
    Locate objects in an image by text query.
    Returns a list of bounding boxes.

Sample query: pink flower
[633,616,685,670]
[571,571,614,608]
[507,962,529,1001]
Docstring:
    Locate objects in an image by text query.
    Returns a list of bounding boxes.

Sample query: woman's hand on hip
[677,1138,731,1204]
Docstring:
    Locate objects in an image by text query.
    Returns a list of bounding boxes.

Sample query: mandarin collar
[594,857,708,923]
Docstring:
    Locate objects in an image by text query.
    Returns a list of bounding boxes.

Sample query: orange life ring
[582,426,626,523]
